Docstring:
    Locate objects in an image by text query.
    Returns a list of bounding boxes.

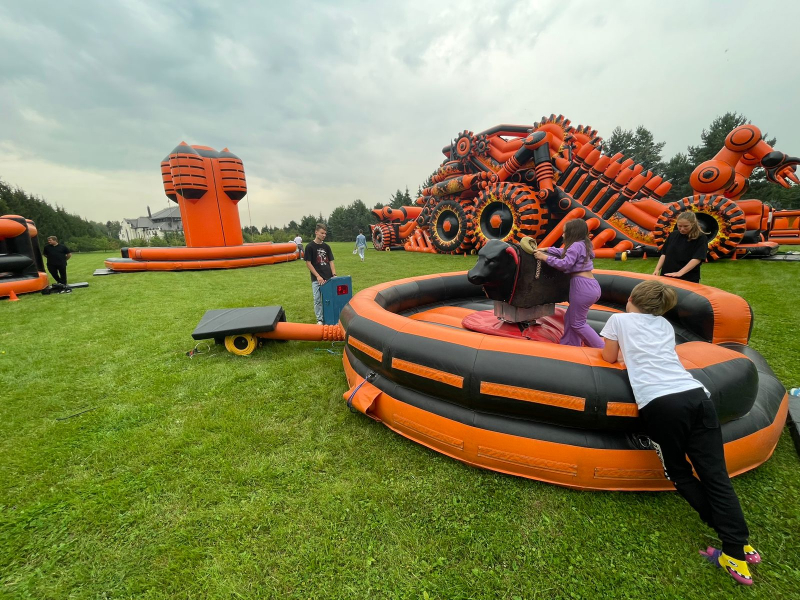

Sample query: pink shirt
[545,244,594,273]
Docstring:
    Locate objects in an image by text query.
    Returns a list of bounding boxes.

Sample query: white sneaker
[317,320,323,325]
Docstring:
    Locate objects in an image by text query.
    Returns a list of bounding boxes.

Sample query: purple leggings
[560,276,603,348]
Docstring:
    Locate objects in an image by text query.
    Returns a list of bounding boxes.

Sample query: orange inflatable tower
[161,143,245,247]
[105,144,299,271]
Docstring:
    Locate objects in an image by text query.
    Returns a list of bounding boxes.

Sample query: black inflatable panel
[788,395,800,456]
[192,306,286,340]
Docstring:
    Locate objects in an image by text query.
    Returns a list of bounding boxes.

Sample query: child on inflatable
[600,280,759,586]
[534,219,603,348]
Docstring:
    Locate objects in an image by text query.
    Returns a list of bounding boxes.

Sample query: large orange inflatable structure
[371,117,799,259]
[105,144,299,271]
[0,215,48,298]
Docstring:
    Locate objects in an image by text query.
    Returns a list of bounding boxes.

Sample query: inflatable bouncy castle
[371,116,799,259]
[105,144,299,271]
[0,215,48,298]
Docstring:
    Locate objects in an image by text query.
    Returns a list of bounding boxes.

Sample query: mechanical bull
[467,239,570,322]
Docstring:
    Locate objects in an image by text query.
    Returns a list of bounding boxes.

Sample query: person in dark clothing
[304,223,336,325]
[42,236,72,285]
[654,212,708,283]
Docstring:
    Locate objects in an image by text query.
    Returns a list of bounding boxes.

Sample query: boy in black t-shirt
[304,224,336,325]
[42,236,72,285]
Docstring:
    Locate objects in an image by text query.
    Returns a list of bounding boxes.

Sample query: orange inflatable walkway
[105,242,299,271]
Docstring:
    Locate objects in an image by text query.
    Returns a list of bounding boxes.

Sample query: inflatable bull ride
[340,244,787,491]
[371,116,799,260]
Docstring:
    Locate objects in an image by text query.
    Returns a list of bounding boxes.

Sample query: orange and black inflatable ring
[472,182,546,250]
[428,198,475,254]
[654,195,747,260]
[340,270,787,491]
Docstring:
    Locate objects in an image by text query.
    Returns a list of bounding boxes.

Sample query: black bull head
[467,240,571,308]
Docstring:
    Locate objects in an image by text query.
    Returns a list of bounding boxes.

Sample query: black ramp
[192,306,285,340]
[761,253,800,261]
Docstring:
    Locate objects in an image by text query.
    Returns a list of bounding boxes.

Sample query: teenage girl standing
[654,211,708,283]
[534,219,603,348]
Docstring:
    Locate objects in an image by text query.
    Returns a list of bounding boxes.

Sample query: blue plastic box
[320,275,353,325]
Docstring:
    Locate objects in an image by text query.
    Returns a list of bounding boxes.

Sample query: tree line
[604,112,800,208]
[0,179,122,252]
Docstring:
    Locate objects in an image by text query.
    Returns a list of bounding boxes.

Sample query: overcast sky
[1,0,798,228]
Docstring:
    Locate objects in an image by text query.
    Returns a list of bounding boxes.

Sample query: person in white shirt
[353,230,367,262]
[600,280,758,586]
[293,234,303,258]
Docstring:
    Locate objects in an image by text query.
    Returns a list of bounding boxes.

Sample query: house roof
[125,217,154,229]
[123,206,183,230]
[151,206,181,220]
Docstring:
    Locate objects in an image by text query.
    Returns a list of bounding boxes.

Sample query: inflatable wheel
[654,195,746,260]
[472,182,546,250]
[371,223,396,252]
[225,333,257,356]
[429,198,476,254]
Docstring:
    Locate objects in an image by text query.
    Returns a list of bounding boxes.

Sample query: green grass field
[2,245,799,599]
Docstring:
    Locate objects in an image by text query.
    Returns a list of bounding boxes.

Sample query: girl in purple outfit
[534,219,604,348]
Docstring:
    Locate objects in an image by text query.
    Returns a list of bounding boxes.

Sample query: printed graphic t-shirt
[305,241,334,281]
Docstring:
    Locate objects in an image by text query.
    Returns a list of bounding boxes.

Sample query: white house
[120,206,182,242]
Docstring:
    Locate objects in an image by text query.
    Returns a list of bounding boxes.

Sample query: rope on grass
[314,340,345,355]
[185,341,212,359]
[56,407,98,421]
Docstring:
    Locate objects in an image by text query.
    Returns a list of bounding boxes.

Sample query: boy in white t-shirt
[600,280,759,586]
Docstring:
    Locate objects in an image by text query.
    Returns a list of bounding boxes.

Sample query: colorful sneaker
[700,547,753,586]
[744,544,761,565]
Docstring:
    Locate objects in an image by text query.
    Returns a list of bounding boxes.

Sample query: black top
[660,229,707,282]
[305,241,334,281]
[43,243,71,266]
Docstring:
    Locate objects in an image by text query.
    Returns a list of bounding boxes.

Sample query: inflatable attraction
[104,143,299,271]
[371,116,798,259]
[339,250,787,491]
[0,215,48,298]
[769,208,800,245]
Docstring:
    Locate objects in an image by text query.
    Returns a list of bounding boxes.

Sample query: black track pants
[47,263,67,285]
[639,388,749,559]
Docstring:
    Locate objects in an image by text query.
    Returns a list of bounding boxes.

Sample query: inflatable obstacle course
[104,143,300,272]
[0,215,49,298]
[372,116,798,260]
